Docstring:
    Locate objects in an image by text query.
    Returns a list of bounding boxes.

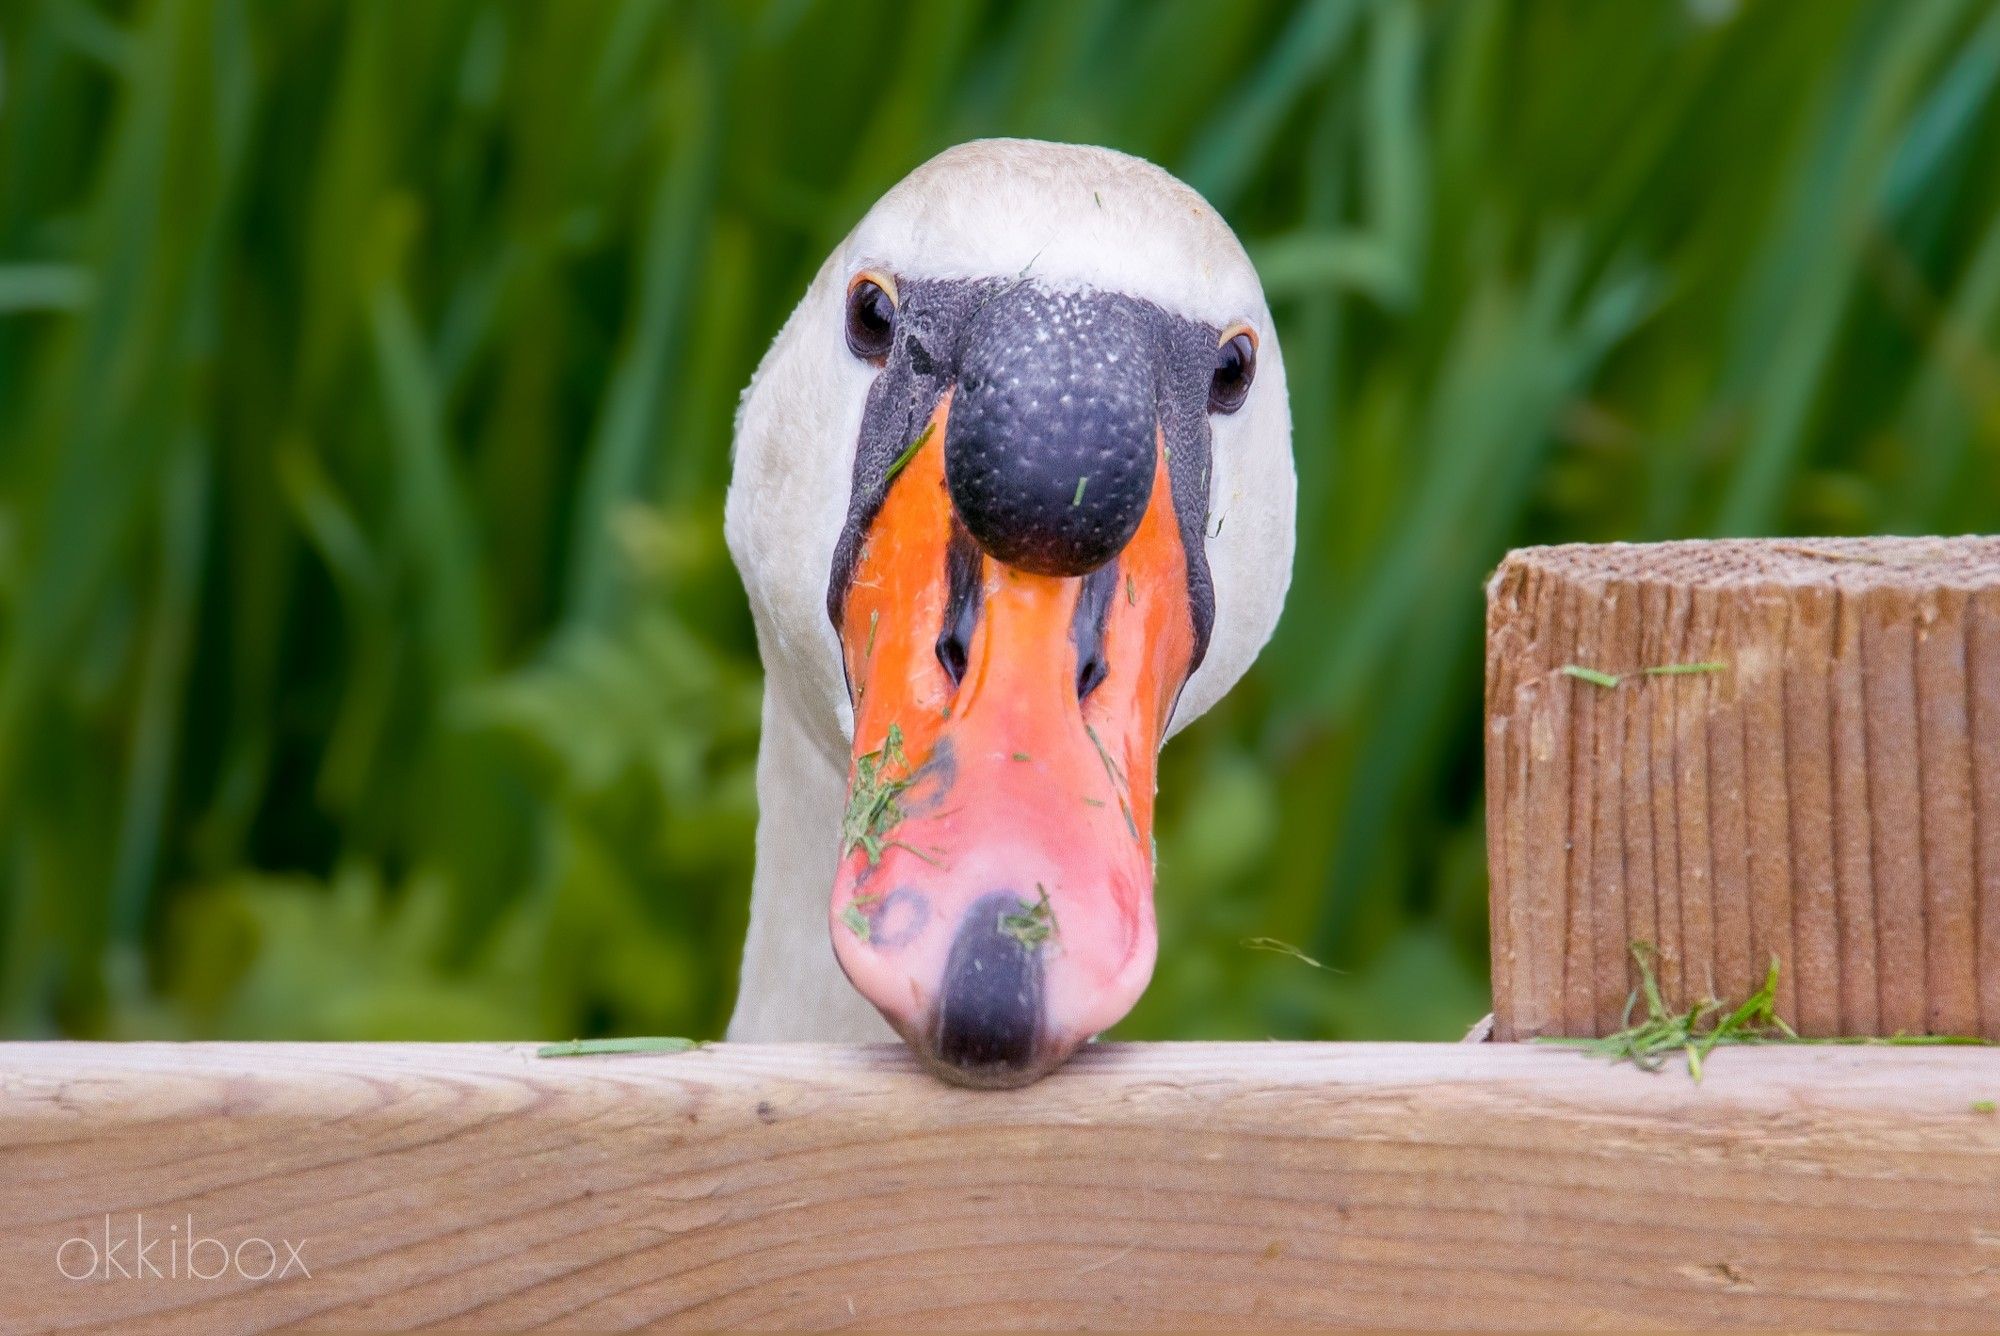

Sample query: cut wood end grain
[1496,536,2000,593]
[1486,536,2000,1045]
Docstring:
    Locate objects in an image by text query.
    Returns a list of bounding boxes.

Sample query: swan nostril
[936,631,968,687]
[936,522,983,693]
[1076,655,1107,700]
[1069,562,1119,705]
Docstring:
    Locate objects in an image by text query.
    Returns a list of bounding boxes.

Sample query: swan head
[728,139,1294,1086]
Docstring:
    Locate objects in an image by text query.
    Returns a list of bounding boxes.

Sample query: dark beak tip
[885,888,1093,1088]
[915,1045,1068,1090]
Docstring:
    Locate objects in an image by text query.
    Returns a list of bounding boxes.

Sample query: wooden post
[4,1042,2000,1330]
[1486,537,2000,1041]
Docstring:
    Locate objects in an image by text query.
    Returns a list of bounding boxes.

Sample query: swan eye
[1208,328,1256,414]
[845,275,897,361]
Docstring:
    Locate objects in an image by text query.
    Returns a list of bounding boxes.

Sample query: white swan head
[728,139,1294,1085]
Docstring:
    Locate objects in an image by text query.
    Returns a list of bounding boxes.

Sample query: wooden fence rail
[4,1041,2000,1331]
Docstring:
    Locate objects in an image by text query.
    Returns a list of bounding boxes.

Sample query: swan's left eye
[846,275,897,361]
[1209,328,1256,414]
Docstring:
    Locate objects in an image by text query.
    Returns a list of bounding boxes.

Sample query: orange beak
[829,391,1196,1086]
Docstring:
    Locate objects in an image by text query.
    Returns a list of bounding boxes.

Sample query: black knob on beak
[946,287,1158,577]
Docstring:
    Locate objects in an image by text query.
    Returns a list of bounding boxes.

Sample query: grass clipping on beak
[999,884,1058,949]
[840,724,913,865]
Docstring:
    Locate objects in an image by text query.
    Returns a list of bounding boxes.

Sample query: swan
[723,139,1295,1086]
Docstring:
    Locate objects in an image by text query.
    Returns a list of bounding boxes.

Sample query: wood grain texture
[1486,537,2000,1041]
[3,1042,2000,1332]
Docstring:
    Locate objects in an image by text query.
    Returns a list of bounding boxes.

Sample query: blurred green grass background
[2,0,1997,1043]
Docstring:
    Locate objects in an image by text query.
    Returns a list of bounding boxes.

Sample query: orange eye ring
[848,269,898,304]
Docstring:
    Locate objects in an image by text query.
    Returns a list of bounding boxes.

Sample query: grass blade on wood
[537,1037,701,1058]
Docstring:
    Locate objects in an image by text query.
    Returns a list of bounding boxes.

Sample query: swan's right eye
[845,275,897,362]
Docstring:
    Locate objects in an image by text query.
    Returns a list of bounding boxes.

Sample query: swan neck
[727,679,895,1041]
